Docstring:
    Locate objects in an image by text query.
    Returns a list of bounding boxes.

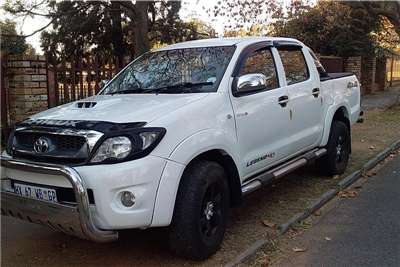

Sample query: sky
[1,0,284,54]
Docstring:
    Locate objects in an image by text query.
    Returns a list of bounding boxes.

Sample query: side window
[239,48,279,90]
[278,47,309,85]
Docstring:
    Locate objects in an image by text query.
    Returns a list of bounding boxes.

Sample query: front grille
[15,132,86,152]
[12,130,89,164]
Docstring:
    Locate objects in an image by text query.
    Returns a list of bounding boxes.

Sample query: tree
[270,1,399,56]
[3,0,216,63]
[346,1,400,35]
[210,0,399,57]
[208,0,283,33]
[0,19,28,56]
[270,1,375,56]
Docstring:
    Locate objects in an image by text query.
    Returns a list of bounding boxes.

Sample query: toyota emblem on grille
[33,137,50,153]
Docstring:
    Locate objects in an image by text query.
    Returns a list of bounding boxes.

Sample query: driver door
[230,44,291,177]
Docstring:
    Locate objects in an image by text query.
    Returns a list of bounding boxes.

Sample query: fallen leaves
[292,247,307,252]
[338,190,358,198]
[313,210,322,216]
[365,170,377,177]
[369,145,376,150]
[261,219,276,228]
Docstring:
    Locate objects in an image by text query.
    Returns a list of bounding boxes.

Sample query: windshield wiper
[147,81,214,94]
[109,88,144,95]
[109,81,213,95]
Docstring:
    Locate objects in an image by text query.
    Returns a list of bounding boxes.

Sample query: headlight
[90,128,166,164]
[91,136,132,163]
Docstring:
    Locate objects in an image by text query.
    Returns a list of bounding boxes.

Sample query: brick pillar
[6,55,48,124]
[375,57,386,91]
[344,56,362,92]
[361,56,376,95]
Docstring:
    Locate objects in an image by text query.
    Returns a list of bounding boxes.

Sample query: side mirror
[233,73,267,95]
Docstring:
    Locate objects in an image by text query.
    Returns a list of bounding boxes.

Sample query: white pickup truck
[1,37,361,260]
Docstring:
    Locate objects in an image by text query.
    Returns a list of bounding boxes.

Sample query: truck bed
[320,73,361,126]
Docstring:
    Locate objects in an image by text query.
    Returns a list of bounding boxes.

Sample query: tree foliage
[3,0,216,63]
[209,0,282,33]
[0,19,29,56]
[270,1,381,56]
[210,0,400,57]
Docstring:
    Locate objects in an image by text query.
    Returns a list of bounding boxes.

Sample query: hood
[30,94,208,124]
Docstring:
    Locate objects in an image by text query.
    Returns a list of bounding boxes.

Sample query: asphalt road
[279,154,400,267]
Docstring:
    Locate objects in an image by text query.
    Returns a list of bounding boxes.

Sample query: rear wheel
[317,120,350,176]
[168,161,230,260]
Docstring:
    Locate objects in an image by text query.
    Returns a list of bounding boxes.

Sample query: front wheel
[317,120,351,176]
[168,161,230,260]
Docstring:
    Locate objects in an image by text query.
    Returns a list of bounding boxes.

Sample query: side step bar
[241,148,327,195]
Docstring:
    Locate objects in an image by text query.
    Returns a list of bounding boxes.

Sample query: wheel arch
[187,149,242,207]
[321,105,351,149]
[151,130,242,227]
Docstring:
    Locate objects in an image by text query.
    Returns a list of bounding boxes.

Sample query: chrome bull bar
[0,157,118,242]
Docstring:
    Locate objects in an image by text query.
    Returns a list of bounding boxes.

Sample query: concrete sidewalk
[361,85,400,110]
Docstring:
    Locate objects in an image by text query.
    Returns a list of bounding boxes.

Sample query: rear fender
[321,103,351,146]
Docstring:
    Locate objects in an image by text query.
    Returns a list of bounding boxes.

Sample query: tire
[168,160,230,260]
[317,120,351,176]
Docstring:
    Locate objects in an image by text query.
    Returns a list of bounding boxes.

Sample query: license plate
[14,183,58,203]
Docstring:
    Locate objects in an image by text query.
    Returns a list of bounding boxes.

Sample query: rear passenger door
[230,44,292,176]
[277,45,323,155]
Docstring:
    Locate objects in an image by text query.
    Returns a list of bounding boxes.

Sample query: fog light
[121,191,135,207]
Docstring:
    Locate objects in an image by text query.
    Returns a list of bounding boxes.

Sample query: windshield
[101,46,236,95]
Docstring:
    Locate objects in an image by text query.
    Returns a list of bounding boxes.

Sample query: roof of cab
[155,37,303,51]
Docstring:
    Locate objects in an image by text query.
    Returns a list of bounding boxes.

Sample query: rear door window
[277,47,309,85]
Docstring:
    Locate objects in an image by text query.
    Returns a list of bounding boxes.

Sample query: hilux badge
[33,137,50,153]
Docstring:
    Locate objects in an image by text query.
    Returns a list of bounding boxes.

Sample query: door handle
[312,88,320,98]
[278,95,289,107]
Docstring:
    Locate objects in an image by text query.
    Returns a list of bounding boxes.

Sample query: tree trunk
[110,1,124,69]
[133,1,150,57]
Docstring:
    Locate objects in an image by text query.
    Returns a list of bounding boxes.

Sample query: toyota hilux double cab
[1,37,361,260]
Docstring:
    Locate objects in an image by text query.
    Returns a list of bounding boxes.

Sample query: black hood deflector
[17,118,146,133]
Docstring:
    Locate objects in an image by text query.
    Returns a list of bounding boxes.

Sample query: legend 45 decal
[246,152,276,167]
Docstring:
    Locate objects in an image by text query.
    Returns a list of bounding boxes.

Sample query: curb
[362,140,400,173]
[278,188,339,234]
[279,139,400,235]
[224,239,268,267]
[226,139,400,266]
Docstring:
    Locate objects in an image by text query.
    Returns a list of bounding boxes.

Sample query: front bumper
[0,157,118,242]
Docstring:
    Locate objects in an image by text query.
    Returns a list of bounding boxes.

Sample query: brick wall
[5,55,49,124]
[361,57,376,95]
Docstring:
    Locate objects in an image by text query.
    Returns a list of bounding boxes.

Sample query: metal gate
[48,56,128,107]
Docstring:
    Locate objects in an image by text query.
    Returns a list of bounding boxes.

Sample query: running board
[241,148,327,195]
